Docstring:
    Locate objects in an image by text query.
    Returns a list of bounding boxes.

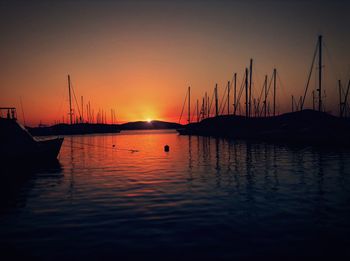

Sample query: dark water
[1,130,350,260]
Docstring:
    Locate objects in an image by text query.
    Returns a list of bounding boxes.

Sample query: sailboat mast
[202,97,205,120]
[264,75,267,117]
[215,83,218,117]
[318,35,323,111]
[196,99,199,122]
[188,86,191,124]
[273,68,276,116]
[207,95,210,118]
[343,80,350,117]
[234,73,237,116]
[227,81,230,115]
[68,74,73,125]
[245,68,249,118]
[249,59,253,117]
[339,80,342,117]
[81,96,84,123]
[204,92,207,119]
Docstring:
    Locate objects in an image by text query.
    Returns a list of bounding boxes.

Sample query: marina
[1,1,350,259]
[177,36,350,146]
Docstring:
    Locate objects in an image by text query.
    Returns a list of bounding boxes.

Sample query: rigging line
[301,40,318,110]
[266,72,274,98]
[66,139,139,152]
[341,79,350,116]
[236,70,247,113]
[178,90,188,123]
[218,84,228,113]
[276,71,289,112]
[209,88,215,117]
[62,143,138,153]
[315,59,317,93]
[252,63,263,94]
[323,42,341,81]
[256,77,266,113]
[229,74,236,113]
[53,82,67,123]
[19,96,26,126]
[277,71,288,98]
[221,98,228,115]
[70,82,82,120]
[191,101,197,122]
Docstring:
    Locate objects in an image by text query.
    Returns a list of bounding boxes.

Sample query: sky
[0,0,349,126]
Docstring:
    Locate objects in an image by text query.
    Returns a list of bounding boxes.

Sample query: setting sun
[146,119,152,123]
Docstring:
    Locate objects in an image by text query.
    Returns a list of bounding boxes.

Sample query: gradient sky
[1,0,349,125]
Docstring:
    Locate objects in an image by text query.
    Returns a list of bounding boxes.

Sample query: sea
[1,130,350,260]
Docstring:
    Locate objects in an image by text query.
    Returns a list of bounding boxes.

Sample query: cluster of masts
[180,35,350,124]
[179,59,279,124]
[56,75,118,125]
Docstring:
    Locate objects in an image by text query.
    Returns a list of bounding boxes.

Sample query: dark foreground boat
[0,108,63,163]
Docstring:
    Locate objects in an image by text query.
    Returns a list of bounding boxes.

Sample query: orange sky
[0,1,349,126]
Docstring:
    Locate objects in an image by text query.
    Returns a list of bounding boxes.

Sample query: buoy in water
[164,145,170,152]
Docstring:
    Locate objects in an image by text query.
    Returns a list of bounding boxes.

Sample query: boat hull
[0,118,64,163]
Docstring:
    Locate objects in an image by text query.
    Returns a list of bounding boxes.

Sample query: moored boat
[0,108,64,163]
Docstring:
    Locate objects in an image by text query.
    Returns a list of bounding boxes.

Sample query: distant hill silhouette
[27,123,120,136]
[119,120,182,130]
[28,120,182,136]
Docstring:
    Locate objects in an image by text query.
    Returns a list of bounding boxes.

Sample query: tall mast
[249,59,253,117]
[227,81,230,115]
[264,75,267,117]
[188,86,191,124]
[312,90,315,110]
[204,92,207,119]
[196,99,199,122]
[273,68,276,116]
[202,97,205,120]
[292,95,294,112]
[111,109,113,124]
[215,83,218,117]
[207,95,210,118]
[88,101,91,123]
[245,68,249,118]
[318,35,323,111]
[339,80,342,117]
[68,74,73,125]
[81,96,84,123]
[343,80,350,117]
[233,73,237,116]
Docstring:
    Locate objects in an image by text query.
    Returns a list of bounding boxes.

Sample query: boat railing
[0,107,17,120]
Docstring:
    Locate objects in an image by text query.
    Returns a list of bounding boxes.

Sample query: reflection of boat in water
[0,108,63,163]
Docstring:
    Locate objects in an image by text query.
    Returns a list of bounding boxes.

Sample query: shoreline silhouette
[27,120,183,136]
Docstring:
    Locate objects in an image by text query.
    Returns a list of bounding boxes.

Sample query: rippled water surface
[1,130,350,259]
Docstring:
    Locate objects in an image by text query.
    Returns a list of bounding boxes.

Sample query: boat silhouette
[0,108,63,163]
[177,35,350,146]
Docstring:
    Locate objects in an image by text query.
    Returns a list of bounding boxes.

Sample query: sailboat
[0,108,64,163]
[176,36,350,146]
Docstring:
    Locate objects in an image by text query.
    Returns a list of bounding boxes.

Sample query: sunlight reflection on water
[1,130,350,259]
